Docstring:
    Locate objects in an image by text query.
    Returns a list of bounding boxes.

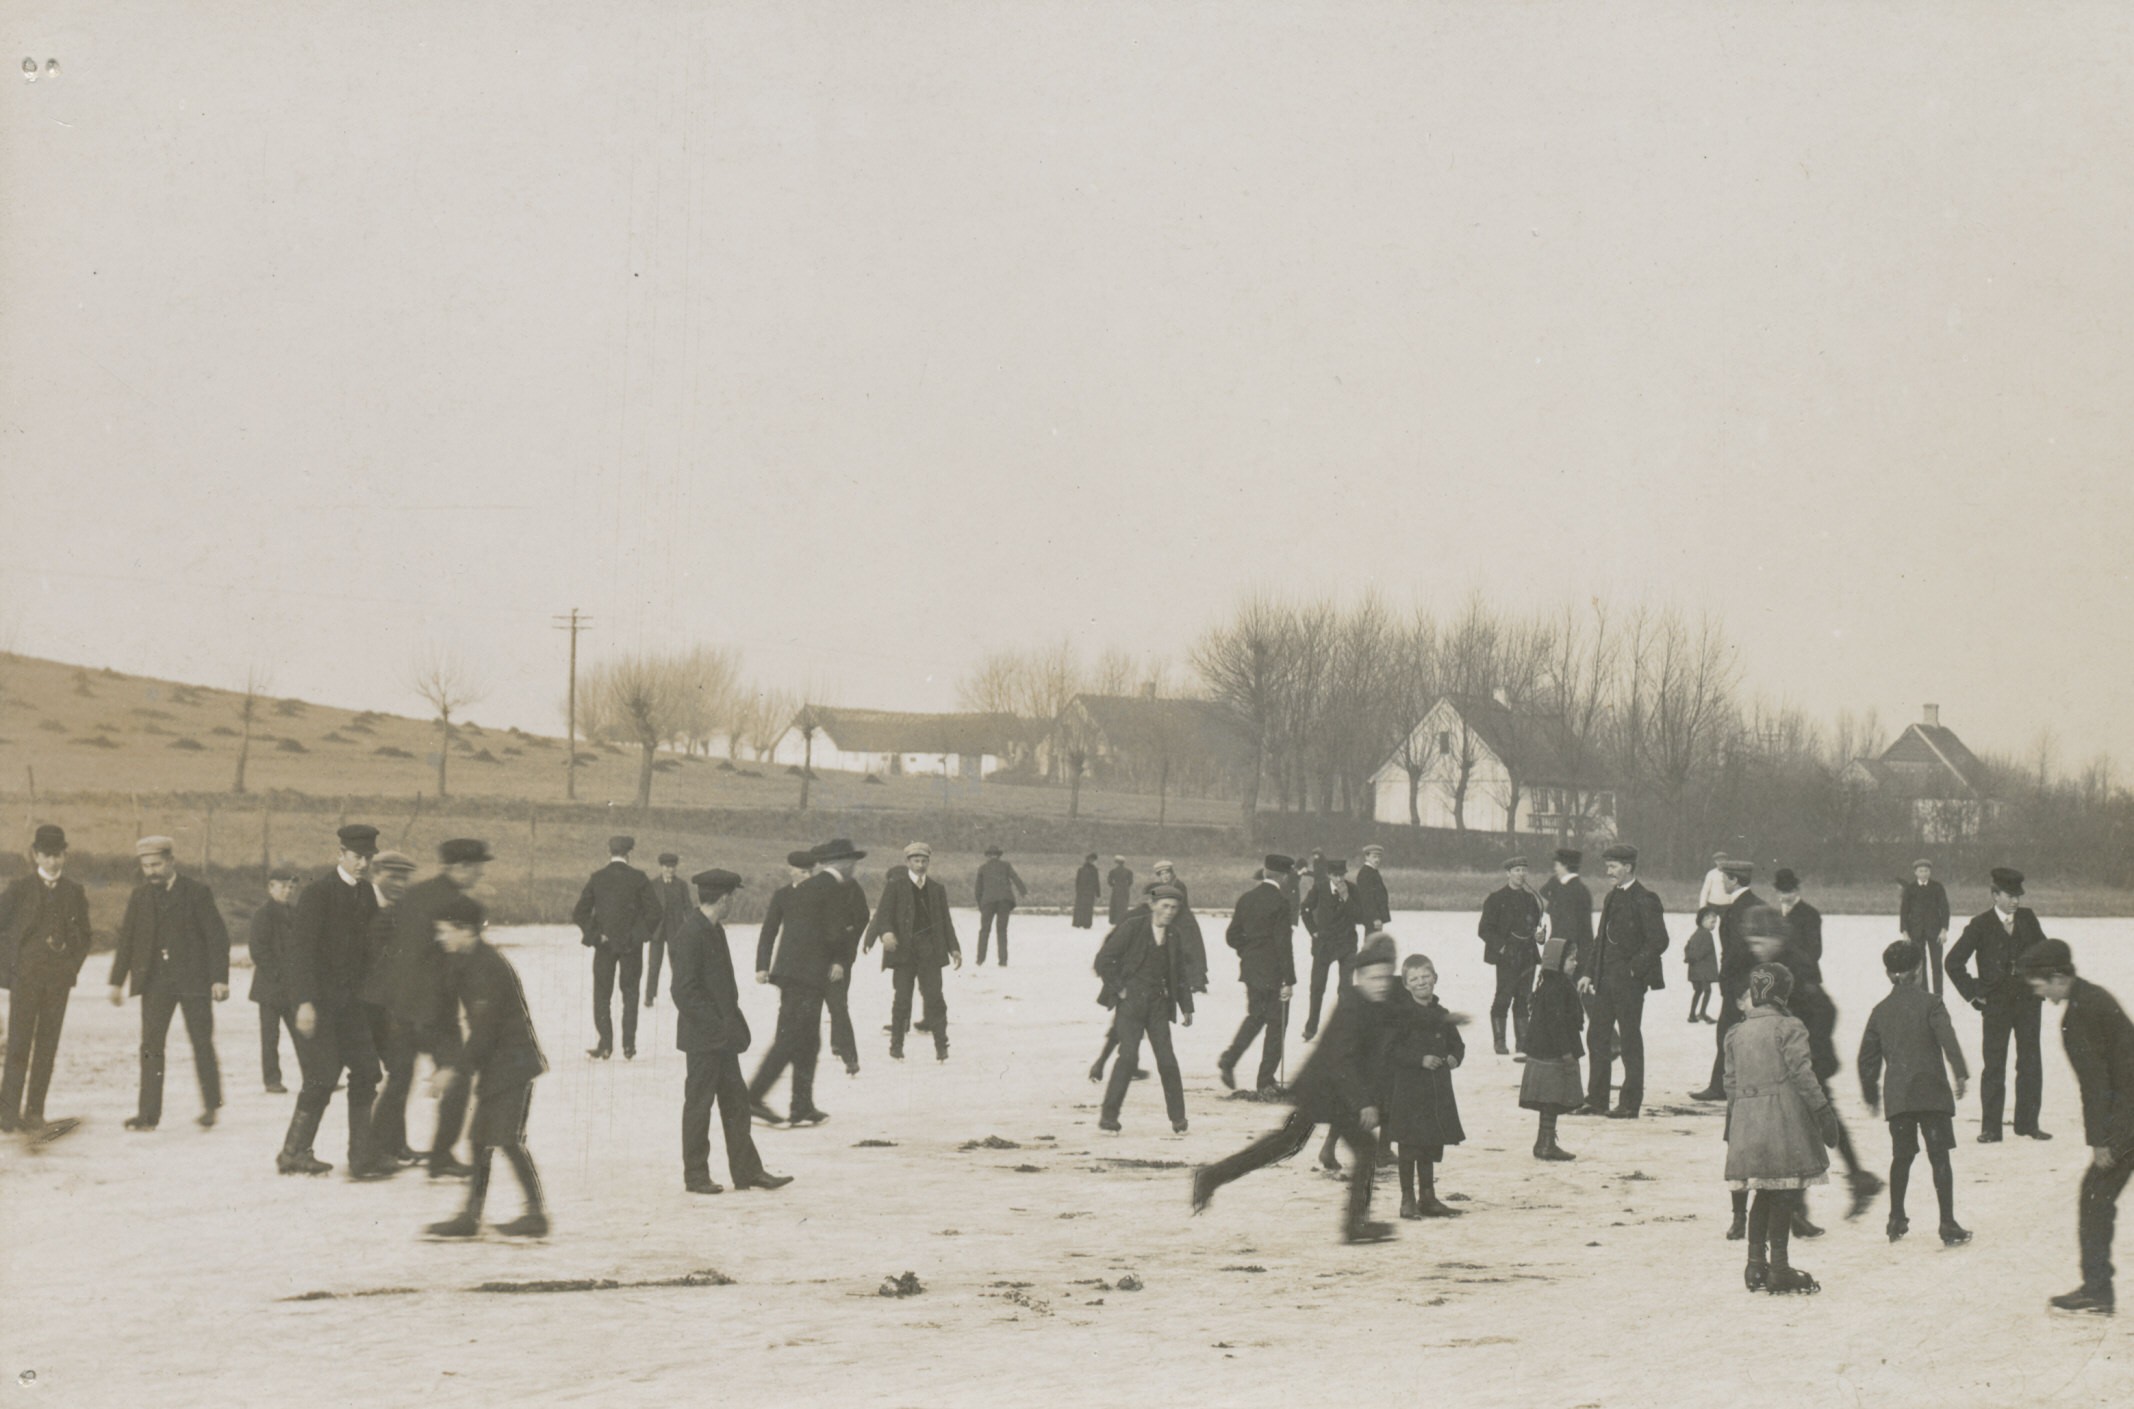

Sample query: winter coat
[1305,882,1360,961]
[1224,881,1297,990]
[1382,990,1465,1147]
[1593,879,1669,992]
[367,873,462,1033]
[1522,970,1586,1061]
[1106,865,1134,924]
[2062,978,2134,1152]
[670,910,752,1055]
[1948,907,2048,1009]
[1858,982,1968,1118]
[1715,890,1760,1000]
[449,940,548,1089]
[1723,1007,1834,1184]
[865,866,960,969]
[0,873,93,992]
[1683,928,1719,986]
[1350,864,1392,931]
[1540,874,1594,970]
[1286,986,1394,1122]
[1899,879,1950,942]
[648,874,693,996]
[757,871,866,989]
[974,858,1027,909]
[573,859,660,951]
[110,873,231,999]
[1092,912,1204,1023]
[1779,900,1825,987]
[1478,885,1542,970]
[1072,863,1101,927]
[281,871,375,1008]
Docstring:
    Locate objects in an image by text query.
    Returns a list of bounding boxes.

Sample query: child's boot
[1415,1161,1463,1217]
[1726,1190,1748,1241]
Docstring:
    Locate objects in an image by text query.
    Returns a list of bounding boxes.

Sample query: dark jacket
[1072,863,1101,926]
[1778,899,1825,988]
[1899,879,1950,942]
[1224,880,1297,990]
[1106,864,1134,924]
[109,873,231,998]
[1287,986,1393,1121]
[1684,928,1719,986]
[450,940,547,1089]
[865,867,960,969]
[1858,982,1968,1118]
[1592,880,1669,991]
[1715,891,1759,999]
[1304,881,1360,961]
[975,858,1027,908]
[2062,979,2134,1152]
[755,882,796,976]
[670,909,751,1055]
[758,871,864,988]
[573,859,660,951]
[367,873,463,1032]
[1948,906,2048,1008]
[648,874,694,995]
[1382,989,1465,1147]
[1478,884,1542,969]
[1540,874,1595,973]
[0,873,93,991]
[1093,911,1204,1023]
[1351,863,1392,931]
[246,900,294,1006]
[283,870,376,1009]
[1522,970,1585,1061]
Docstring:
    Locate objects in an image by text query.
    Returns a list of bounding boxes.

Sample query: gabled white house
[769,706,1026,780]
[1368,693,1618,838]
[1841,704,1997,842]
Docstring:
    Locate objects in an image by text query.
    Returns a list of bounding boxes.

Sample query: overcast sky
[5,2,2131,769]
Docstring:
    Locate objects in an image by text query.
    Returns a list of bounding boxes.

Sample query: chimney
[1923,704,1940,728]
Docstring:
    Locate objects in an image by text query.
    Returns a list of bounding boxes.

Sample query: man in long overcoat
[1949,866,2052,1141]
[1579,843,1668,1119]
[1351,844,1392,934]
[572,835,661,1059]
[109,835,231,1133]
[280,823,387,1175]
[1218,856,1298,1098]
[749,838,866,1124]
[864,842,961,1061]
[0,825,94,1131]
[672,869,790,1196]
[1107,856,1135,925]
[1302,860,1360,1042]
[1691,861,1759,1102]
[1072,853,1101,929]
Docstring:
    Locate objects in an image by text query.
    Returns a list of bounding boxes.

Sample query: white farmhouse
[1368,693,1618,839]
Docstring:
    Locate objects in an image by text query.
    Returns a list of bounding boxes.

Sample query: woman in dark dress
[1520,937,1585,1161]
[1384,953,1466,1218]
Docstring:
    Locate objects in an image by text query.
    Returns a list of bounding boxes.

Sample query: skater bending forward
[426,896,548,1239]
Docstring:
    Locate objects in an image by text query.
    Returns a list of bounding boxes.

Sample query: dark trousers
[591,943,643,1052]
[1979,995,2044,1136]
[1101,996,1185,1126]
[1490,962,1533,1050]
[1584,977,1647,1111]
[2079,1140,2134,1293]
[1222,985,1287,1091]
[1202,1106,1377,1234]
[1907,932,1947,998]
[138,988,221,1126]
[373,1017,470,1168]
[1705,990,1745,1092]
[748,983,825,1118]
[976,903,1012,965]
[684,1049,768,1185]
[826,971,857,1067]
[2,977,71,1121]
[293,998,380,1122]
[256,1001,298,1086]
[1305,948,1354,1035]
[890,965,948,1052]
[463,1084,542,1220]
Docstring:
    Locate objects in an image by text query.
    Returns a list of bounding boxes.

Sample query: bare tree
[1385,608,1442,826]
[1623,607,1740,867]
[1193,591,1291,832]
[409,646,487,799]
[957,650,1021,716]
[1536,599,1618,835]
[583,653,696,810]
[231,665,272,795]
[671,646,744,758]
[1089,646,1139,698]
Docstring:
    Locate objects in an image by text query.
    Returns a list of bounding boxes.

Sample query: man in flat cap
[1095,882,1204,1134]
[1301,860,1359,1043]
[672,869,792,1196]
[0,825,94,1132]
[973,845,1028,967]
[370,838,491,1178]
[572,835,661,1060]
[1352,844,1392,937]
[1900,859,1952,999]
[247,867,301,1094]
[1578,843,1668,1119]
[1479,856,1543,1057]
[359,850,419,1158]
[1072,853,1102,930]
[865,842,961,1062]
[2024,938,2134,1315]
[749,839,867,1125]
[647,853,690,1006]
[1950,867,2052,1142]
[1690,860,1760,1104]
[278,823,388,1175]
[1107,857,1135,926]
[1219,856,1298,1099]
[109,835,231,1133]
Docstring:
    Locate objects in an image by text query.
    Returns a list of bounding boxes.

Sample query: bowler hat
[1554,848,1582,868]
[815,837,867,862]
[135,835,175,858]
[1262,854,1294,874]
[1328,860,1348,875]
[785,849,818,870]
[1990,866,2025,897]
[1602,843,1639,865]
[439,838,493,865]
[2020,937,2074,977]
[31,824,66,854]
[608,835,636,856]
[692,868,745,900]
[268,867,299,884]
[657,852,680,867]
[1356,933,1398,969]
[336,823,380,856]
[1773,867,1801,894]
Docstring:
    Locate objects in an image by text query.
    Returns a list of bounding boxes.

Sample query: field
[3,906,2132,1408]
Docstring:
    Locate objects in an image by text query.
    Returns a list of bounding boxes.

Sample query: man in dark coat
[572,835,661,1059]
[1899,859,1952,998]
[0,825,94,1132]
[1192,934,1401,1244]
[1095,884,1204,1134]
[367,838,486,1179]
[1302,860,1360,1042]
[647,852,691,1004]
[973,845,1028,967]
[1218,856,1299,1098]
[1949,866,2052,1142]
[864,842,960,1061]
[1352,844,1392,934]
[825,858,870,1076]
[1578,842,1667,1119]
[1478,855,1544,1057]
[1106,857,1134,925]
[1690,861,1759,1102]
[108,835,231,1133]
[279,823,387,1175]
[1072,854,1101,929]
[2023,939,2134,1315]
[672,870,791,1196]
[749,839,866,1125]
[1539,848,1594,982]
[247,869,300,1094]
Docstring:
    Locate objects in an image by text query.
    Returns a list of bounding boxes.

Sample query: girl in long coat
[1520,937,1585,1160]
[1724,962,1838,1295]
[1384,954,1465,1219]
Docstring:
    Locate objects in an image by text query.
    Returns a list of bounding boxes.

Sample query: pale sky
[5,2,2132,769]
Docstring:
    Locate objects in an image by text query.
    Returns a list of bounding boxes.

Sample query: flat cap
[31,824,66,854]
[372,850,417,874]
[607,835,636,856]
[434,893,486,929]
[1085,852,1099,862]
[135,835,176,858]
[692,868,745,900]
[439,838,493,865]
[336,823,380,855]
[1721,860,1754,882]
[1261,854,1294,874]
[1554,848,1582,868]
[1154,859,1177,873]
[1356,932,1398,969]
[785,849,819,870]
[1773,867,1801,894]
[1360,844,1385,858]
[904,841,933,860]
[268,867,300,884]
[1148,882,1186,902]
[1113,855,1127,864]
[1990,866,2025,896]
[1503,855,1529,871]
[1602,843,1639,865]
[657,852,680,867]
[2020,937,2074,977]
[1911,858,1934,871]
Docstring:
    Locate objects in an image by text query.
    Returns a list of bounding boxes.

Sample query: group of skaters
[3,824,2134,1314]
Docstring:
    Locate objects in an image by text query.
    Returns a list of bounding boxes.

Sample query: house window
[1437,731,1452,756]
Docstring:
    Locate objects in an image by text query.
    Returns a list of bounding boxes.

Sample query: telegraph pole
[553,609,592,801]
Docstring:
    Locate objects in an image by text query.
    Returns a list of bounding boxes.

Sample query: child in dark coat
[1684,907,1721,1023]
[426,895,549,1239]
[1384,954,1466,1219]
[1519,936,1585,1161]
[1858,939,1971,1246]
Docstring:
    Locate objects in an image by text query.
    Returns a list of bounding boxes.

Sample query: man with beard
[1690,860,1759,1104]
[1095,884,1203,1135]
[109,835,231,1134]
[1578,843,1668,1119]
[573,835,661,1059]
[672,869,792,1196]
[1478,855,1543,1057]
[1218,856,1299,1099]
[279,823,390,1177]
[369,838,487,1179]
[1072,853,1102,930]
[864,842,961,1062]
[0,825,94,1132]
[1949,866,2053,1142]
[749,839,866,1126]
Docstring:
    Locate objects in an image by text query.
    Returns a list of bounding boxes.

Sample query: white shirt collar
[337,865,361,887]
[37,866,61,884]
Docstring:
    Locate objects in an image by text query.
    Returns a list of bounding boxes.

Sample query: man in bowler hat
[1218,856,1299,1099]
[279,823,388,1175]
[1580,843,1668,1118]
[749,839,867,1125]
[0,825,94,1131]
[1949,867,2052,1141]
[2024,938,2134,1315]
[573,835,661,1059]
[672,869,792,1195]
[109,835,231,1132]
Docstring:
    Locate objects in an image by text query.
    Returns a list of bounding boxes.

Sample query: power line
[553,610,593,801]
